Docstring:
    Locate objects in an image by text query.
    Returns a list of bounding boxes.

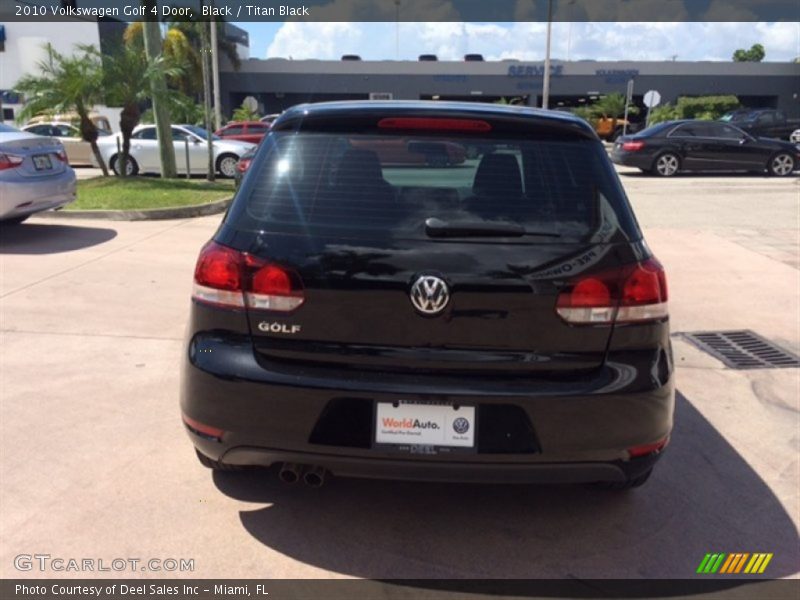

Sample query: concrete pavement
[1,172,798,580]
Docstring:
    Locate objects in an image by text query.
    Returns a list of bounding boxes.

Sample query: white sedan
[97,124,256,178]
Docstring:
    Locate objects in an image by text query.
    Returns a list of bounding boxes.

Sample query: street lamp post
[542,0,553,109]
[210,17,222,131]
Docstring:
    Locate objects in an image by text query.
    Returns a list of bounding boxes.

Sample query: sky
[241,22,799,62]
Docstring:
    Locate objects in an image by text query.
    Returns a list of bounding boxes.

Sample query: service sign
[375,402,475,448]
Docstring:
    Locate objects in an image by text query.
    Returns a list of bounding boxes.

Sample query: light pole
[210,17,222,130]
[542,0,553,109]
[395,0,400,60]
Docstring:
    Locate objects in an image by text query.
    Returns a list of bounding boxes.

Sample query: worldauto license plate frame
[373,400,477,455]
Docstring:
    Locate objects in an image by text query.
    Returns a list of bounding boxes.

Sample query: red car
[214,121,270,144]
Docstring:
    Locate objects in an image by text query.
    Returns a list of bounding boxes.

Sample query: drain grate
[678,330,800,370]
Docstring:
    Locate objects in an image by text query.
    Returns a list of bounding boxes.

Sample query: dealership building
[220,57,800,120]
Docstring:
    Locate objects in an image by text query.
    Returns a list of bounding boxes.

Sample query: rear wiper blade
[425,217,561,238]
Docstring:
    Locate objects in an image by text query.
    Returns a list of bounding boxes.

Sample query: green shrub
[646,95,741,125]
[675,95,740,120]
[647,103,680,124]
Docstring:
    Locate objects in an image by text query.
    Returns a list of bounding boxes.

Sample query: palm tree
[125,23,200,97]
[15,43,109,176]
[91,44,182,177]
[124,20,239,101]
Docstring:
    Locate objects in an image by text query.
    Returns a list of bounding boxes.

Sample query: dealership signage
[508,65,564,78]
[596,69,640,83]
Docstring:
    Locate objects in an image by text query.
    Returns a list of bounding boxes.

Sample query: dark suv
[182,101,673,490]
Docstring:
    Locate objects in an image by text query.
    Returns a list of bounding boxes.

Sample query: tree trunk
[118,102,140,178]
[200,17,215,182]
[142,1,177,178]
[76,102,108,176]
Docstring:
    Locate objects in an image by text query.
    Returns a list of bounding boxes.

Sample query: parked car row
[611,119,799,177]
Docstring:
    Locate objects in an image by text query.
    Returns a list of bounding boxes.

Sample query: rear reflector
[621,141,645,151]
[378,117,492,132]
[556,258,668,325]
[182,414,225,441]
[0,153,24,171]
[192,241,305,312]
[628,436,670,458]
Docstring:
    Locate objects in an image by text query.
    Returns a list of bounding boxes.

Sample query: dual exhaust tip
[278,463,328,488]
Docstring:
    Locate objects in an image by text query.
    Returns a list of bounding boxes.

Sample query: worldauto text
[14,554,194,572]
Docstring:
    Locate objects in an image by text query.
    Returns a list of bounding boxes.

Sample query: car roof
[274,100,598,139]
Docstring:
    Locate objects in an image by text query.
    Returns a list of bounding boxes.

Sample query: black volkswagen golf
[181,101,673,490]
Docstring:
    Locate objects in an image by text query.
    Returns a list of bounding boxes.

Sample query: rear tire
[594,468,653,491]
[216,153,239,178]
[1,215,30,225]
[767,152,796,177]
[111,155,139,176]
[195,449,245,471]
[653,152,680,177]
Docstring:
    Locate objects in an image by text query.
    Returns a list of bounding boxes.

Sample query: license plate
[375,401,476,448]
[32,155,52,171]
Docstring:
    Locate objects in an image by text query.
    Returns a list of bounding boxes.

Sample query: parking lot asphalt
[1,168,798,580]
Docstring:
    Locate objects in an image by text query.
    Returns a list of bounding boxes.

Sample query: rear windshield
[228,132,639,243]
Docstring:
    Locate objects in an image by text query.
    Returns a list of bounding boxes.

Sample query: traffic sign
[643,90,661,108]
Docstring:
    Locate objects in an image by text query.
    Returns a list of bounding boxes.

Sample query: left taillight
[192,241,305,312]
[556,258,668,325]
[0,153,24,171]
[236,158,251,173]
[621,140,645,151]
[55,148,68,163]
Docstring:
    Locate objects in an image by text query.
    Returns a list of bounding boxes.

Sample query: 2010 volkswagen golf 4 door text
[181,101,674,490]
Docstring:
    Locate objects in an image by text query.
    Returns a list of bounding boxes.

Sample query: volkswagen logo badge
[410,275,450,316]
[452,417,470,435]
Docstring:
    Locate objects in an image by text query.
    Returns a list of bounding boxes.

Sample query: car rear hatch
[209,106,646,376]
[0,135,67,177]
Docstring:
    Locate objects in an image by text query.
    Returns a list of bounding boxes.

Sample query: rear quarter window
[228,131,639,244]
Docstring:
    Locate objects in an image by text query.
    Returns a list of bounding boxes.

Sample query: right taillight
[556,258,668,325]
[621,140,645,151]
[192,241,304,312]
[0,153,24,171]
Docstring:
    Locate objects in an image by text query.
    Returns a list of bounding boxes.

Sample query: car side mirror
[739,137,749,145]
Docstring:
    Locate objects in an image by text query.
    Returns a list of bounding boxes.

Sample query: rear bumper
[0,168,77,220]
[181,331,674,483]
[208,446,661,484]
[610,151,653,170]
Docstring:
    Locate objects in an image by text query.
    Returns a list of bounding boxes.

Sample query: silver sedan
[0,124,77,224]
[96,124,256,178]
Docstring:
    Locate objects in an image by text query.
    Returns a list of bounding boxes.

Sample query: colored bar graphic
[710,553,726,573]
[734,553,750,573]
[758,553,773,573]
[719,554,736,574]
[697,554,713,574]
[700,552,773,575]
